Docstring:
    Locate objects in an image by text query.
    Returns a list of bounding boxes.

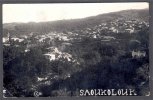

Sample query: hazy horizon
[3,3,149,23]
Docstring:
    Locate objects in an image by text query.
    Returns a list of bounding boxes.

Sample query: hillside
[3,9,149,36]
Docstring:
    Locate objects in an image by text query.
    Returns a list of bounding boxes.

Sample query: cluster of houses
[43,47,73,62]
[3,18,148,60]
[75,19,149,39]
[3,32,25,46]
[63,18,148,43]
[35,32,71,43]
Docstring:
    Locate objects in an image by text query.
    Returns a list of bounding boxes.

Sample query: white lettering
[80,89,84,96]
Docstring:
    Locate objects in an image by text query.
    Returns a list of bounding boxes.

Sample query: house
[11,37,24,42]
[3,32,11,43]
[102,36,116,40]
[125,28,135,34]
[25,49,30,52]
[37,77,48,82]
[44,53,56,61]
[93,34,97,38]
[3,37,9,43]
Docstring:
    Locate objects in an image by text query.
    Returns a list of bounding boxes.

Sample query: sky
[3,2,149,23]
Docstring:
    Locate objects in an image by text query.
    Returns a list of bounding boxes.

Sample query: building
[3,32,11,43]
[132,50,146,58]
[44,53,56,61]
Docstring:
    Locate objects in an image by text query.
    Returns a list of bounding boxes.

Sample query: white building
[3,38,9,43]
[125,28,135,34]
[11,37,24,42]
[37,77,48,82]
[132,50,146,58]
[44,53,56,61]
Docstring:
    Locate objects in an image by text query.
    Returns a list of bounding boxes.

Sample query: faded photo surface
[3,3,149,97]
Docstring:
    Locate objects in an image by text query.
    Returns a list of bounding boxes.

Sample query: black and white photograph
[3,2,150,97]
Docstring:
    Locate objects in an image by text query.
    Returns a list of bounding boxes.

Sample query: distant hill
[3,9,149,37]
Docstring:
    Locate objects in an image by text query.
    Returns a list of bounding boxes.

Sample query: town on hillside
[3,9,149,97]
